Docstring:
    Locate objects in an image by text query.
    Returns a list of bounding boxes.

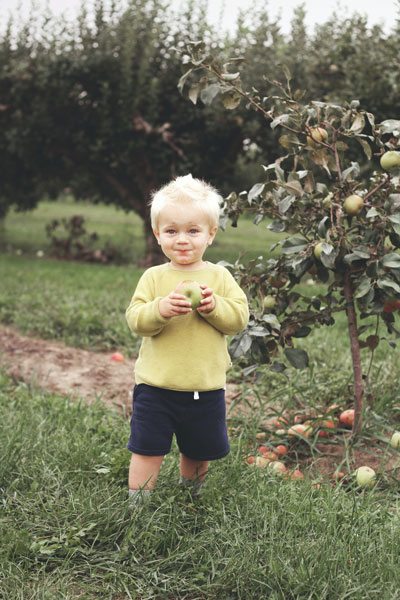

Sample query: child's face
[153,203,217,270]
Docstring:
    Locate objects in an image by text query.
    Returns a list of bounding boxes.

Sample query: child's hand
[159,289,192,318]
[197,284,215,313]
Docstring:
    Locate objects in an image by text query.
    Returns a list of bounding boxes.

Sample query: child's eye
[166,229,176,234]
[189,228,199,234]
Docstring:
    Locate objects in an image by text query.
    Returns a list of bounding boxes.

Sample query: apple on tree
[175,280,203,309]
[306,127,328,148]
[380,151,400,174]
[343,194,364,216]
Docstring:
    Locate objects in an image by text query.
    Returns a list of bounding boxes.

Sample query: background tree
[0,0,244,264]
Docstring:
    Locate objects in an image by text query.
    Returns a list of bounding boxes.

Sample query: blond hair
[150,174,222,230]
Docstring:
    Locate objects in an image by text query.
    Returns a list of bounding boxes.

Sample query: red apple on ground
[110,352,125,362]
[339,409,355,427]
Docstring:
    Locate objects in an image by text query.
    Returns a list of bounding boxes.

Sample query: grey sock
[179,476,204,496]
[128,488,152,505]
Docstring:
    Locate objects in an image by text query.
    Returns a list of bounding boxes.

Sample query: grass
[1,372,400,600]
[0,196,284,265]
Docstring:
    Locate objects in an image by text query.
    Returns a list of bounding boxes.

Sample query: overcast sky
[0,0,398,34]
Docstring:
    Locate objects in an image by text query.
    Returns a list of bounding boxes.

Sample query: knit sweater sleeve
[125,270,169,337]
[200,268,249,335]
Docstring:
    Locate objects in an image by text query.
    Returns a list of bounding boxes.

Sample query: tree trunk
[140,216,167,268]
[343,270,363,436]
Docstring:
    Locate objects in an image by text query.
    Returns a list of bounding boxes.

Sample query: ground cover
[1,372,400,600]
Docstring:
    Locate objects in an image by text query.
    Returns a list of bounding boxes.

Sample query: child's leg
[128,453,164,491]
[180,454,209,494]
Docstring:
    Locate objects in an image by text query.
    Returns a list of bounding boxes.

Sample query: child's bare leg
[180,454,209,488]
[128,453,164,490]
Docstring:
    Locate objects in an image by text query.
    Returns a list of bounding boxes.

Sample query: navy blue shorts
[126,384,230,461]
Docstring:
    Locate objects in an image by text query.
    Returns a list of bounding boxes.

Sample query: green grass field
[1,373,400,600]
[0,196,284,265]
[2,200,400,599]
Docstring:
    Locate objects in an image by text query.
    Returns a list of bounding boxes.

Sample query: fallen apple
[344,194,364,216]
[339,409,355,427]
[274,444,288,456]
[255,455,270,468]
[267,460,287,475]
[290,469,304,480]
[355,466,376,489]
[380,151,400,174]
[288,423,311,439]
[390,431,400,449]
[175,280,203,309]
[111,352,125,362]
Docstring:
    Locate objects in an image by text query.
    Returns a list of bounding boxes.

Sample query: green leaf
[270,114,290,130]
[354,275,372,299]
[284,348,309,369]
[379,119,400,136]
[350,113,365,133]
[278,195,296,213]
[356,137,372,160]
[270,361,287,373]
[293,326,312,338]
[366,207,379,218]
[381,253,400,269]
[200,83,221,105]
[268,221,286,233]
[283,180,303,197]
[248,183,265,203]
[221,72,240,81]
[377,279,400,294]
[262,313,281,330]
[281,236,308,255]
[221,90,242,110]
[229,332,252,358]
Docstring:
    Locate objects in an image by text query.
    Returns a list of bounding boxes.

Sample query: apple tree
[179,42,400,435]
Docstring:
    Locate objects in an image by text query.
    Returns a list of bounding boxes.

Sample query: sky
[0,0,399,34]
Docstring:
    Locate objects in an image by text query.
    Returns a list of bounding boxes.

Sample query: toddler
[125,174,249,503]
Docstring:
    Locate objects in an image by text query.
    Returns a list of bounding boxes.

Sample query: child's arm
[197,271,249,335]
[126,271,168,337]
[126,273,191,336]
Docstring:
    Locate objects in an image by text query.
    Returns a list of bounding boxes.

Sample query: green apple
[314,242,324,260]
[355,466,376,488]
[307,127,328,147]
[390,431,400,449]
[380,151,400,173]
[176,280,203,309]
[263,295,276,310]
[344,194,364,216]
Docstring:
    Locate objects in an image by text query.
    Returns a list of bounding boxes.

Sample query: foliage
[179,41,400,434]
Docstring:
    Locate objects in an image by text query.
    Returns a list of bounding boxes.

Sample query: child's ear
[153,229,161,245]
[208,225,218,246]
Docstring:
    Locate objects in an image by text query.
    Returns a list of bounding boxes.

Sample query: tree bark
[343,270,363,436]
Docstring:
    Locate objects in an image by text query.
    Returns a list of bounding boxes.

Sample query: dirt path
[0,325,238,416]
[0,325,138,414]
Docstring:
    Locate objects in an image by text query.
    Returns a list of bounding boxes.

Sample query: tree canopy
[1,0,400,264]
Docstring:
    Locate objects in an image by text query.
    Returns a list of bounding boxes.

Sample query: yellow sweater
[125,262,249,391]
